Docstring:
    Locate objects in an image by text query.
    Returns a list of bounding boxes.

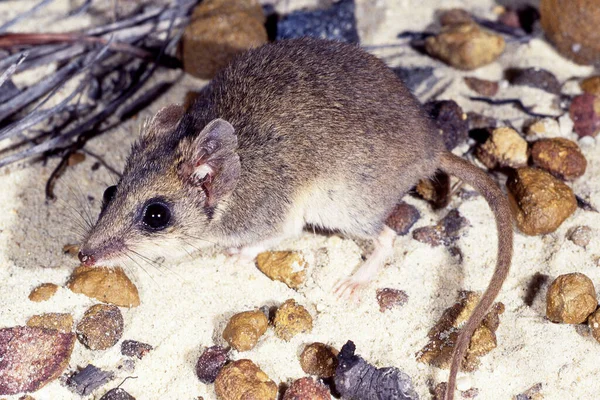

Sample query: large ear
[179,118,240,207]
[143,105,185,138]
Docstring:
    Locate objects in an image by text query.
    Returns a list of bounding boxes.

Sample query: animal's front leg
[334,226,396,300]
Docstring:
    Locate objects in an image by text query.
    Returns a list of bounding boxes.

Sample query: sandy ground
[1,0,599,399]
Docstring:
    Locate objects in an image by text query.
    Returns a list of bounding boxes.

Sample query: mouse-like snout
[78,251,96,266]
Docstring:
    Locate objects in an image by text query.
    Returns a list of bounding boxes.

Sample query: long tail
[438,152,513,400]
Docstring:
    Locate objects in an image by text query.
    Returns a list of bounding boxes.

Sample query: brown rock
[182,0,267,79]
[540,0,600,65]
[569,93,600,137]
[416,291,504,371]
[283,377,330,400]
[439,8,473,26]
[299,343,338,378]
[273,299,313,341]
[376,288,409,312]
[27,313,73,333]
[67,266,140,308]
[531,138,587,181]
[121,340,153,359]
[76,304,124,350]
[67,152,86,166]
[588,309,600,343]
[412,225,445,247]
[413,209,469,247]
[214,359,277,400]
[546,273,597,324]
[580,76,600,96]
[464,77,499,96]
[255,251,307,289]
[196,346,229,384]
[567,225,593,248]
[28,283,59,302]
[385,202,421,235]
[506,168,577,235]
[425,23,505,70]
[0,326,75,395]
[476,127,528,169]
[222,310,268,351]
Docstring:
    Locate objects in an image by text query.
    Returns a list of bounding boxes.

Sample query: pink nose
[78,251,96,266]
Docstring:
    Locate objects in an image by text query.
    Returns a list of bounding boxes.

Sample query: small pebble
[506,168,577,235]
[67,266,140,308]
[413,209,469,247]
[27,313,73,334]
[424,100,469,150]
[587,309,600,344]
[425,23,505,70]
[509,67,561,95]
[255,251,307,289]
[283,377,330,400]
[526,118,562,141]
[461,387,480,398]
[567,226,593,247]
[67,152,86,166]
[580,76,600,96]
[76,304,124,350]
[100,388,136,400]
[196,346,229,384]
[273,299,313,341]
[531,138,587,181]
[546,273,597,324]
[277,0,359,43]
[417,292,504,371]
[476,127,528,169]
[0,326,75,395]
[540,0,600,65]
[376,288,409,312]
[28,283,59,302]
[515,382,543,400]
[120,340,153,359]
[335,341,418,400]
[214,359,277,400]
[569,94,600,137]
[464,77,499,96]
[65,364,114,396]
[222,310,268,352]
[385,202,421,235]
[439,8,473,26]
[299,343,338,378]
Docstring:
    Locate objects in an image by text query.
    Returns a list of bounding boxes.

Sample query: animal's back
[190,38,445,242]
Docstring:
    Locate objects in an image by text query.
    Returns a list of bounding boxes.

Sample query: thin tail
[438,152,513,400]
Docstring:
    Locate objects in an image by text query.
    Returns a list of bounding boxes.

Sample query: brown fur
[80,38,513,399]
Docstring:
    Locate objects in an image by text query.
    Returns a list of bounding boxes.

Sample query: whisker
[123,252,159,286]
[129,247,185,282]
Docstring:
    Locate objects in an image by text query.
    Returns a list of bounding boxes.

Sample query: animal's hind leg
[334,225,396,300]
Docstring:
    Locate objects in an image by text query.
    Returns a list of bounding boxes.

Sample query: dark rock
[334,341,418,400]
[508,67,561,95]
[424,100,469,150]
[121,340,153,360]
[413,209,469,247]
[276,0,358,43]
[195,346,229,384]
[415,171,451,209]
[569,93,600,137]
[392,66,434,92]
[0,79,20,104]
[412,225,445,247]
[100,388,136,400]
[65,365,114,396]
[385,202,420,235]
[376,288,409,312]
[441,209,470,241]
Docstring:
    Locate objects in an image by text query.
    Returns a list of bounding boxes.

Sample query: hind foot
[334,226,396,301]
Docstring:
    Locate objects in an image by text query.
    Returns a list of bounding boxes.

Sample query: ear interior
[181,118,241,207]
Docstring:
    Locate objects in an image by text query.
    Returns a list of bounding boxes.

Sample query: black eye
[142,202,171,231]
[102,185,117,210]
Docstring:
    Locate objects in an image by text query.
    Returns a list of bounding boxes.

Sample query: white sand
[1,0,599,399]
